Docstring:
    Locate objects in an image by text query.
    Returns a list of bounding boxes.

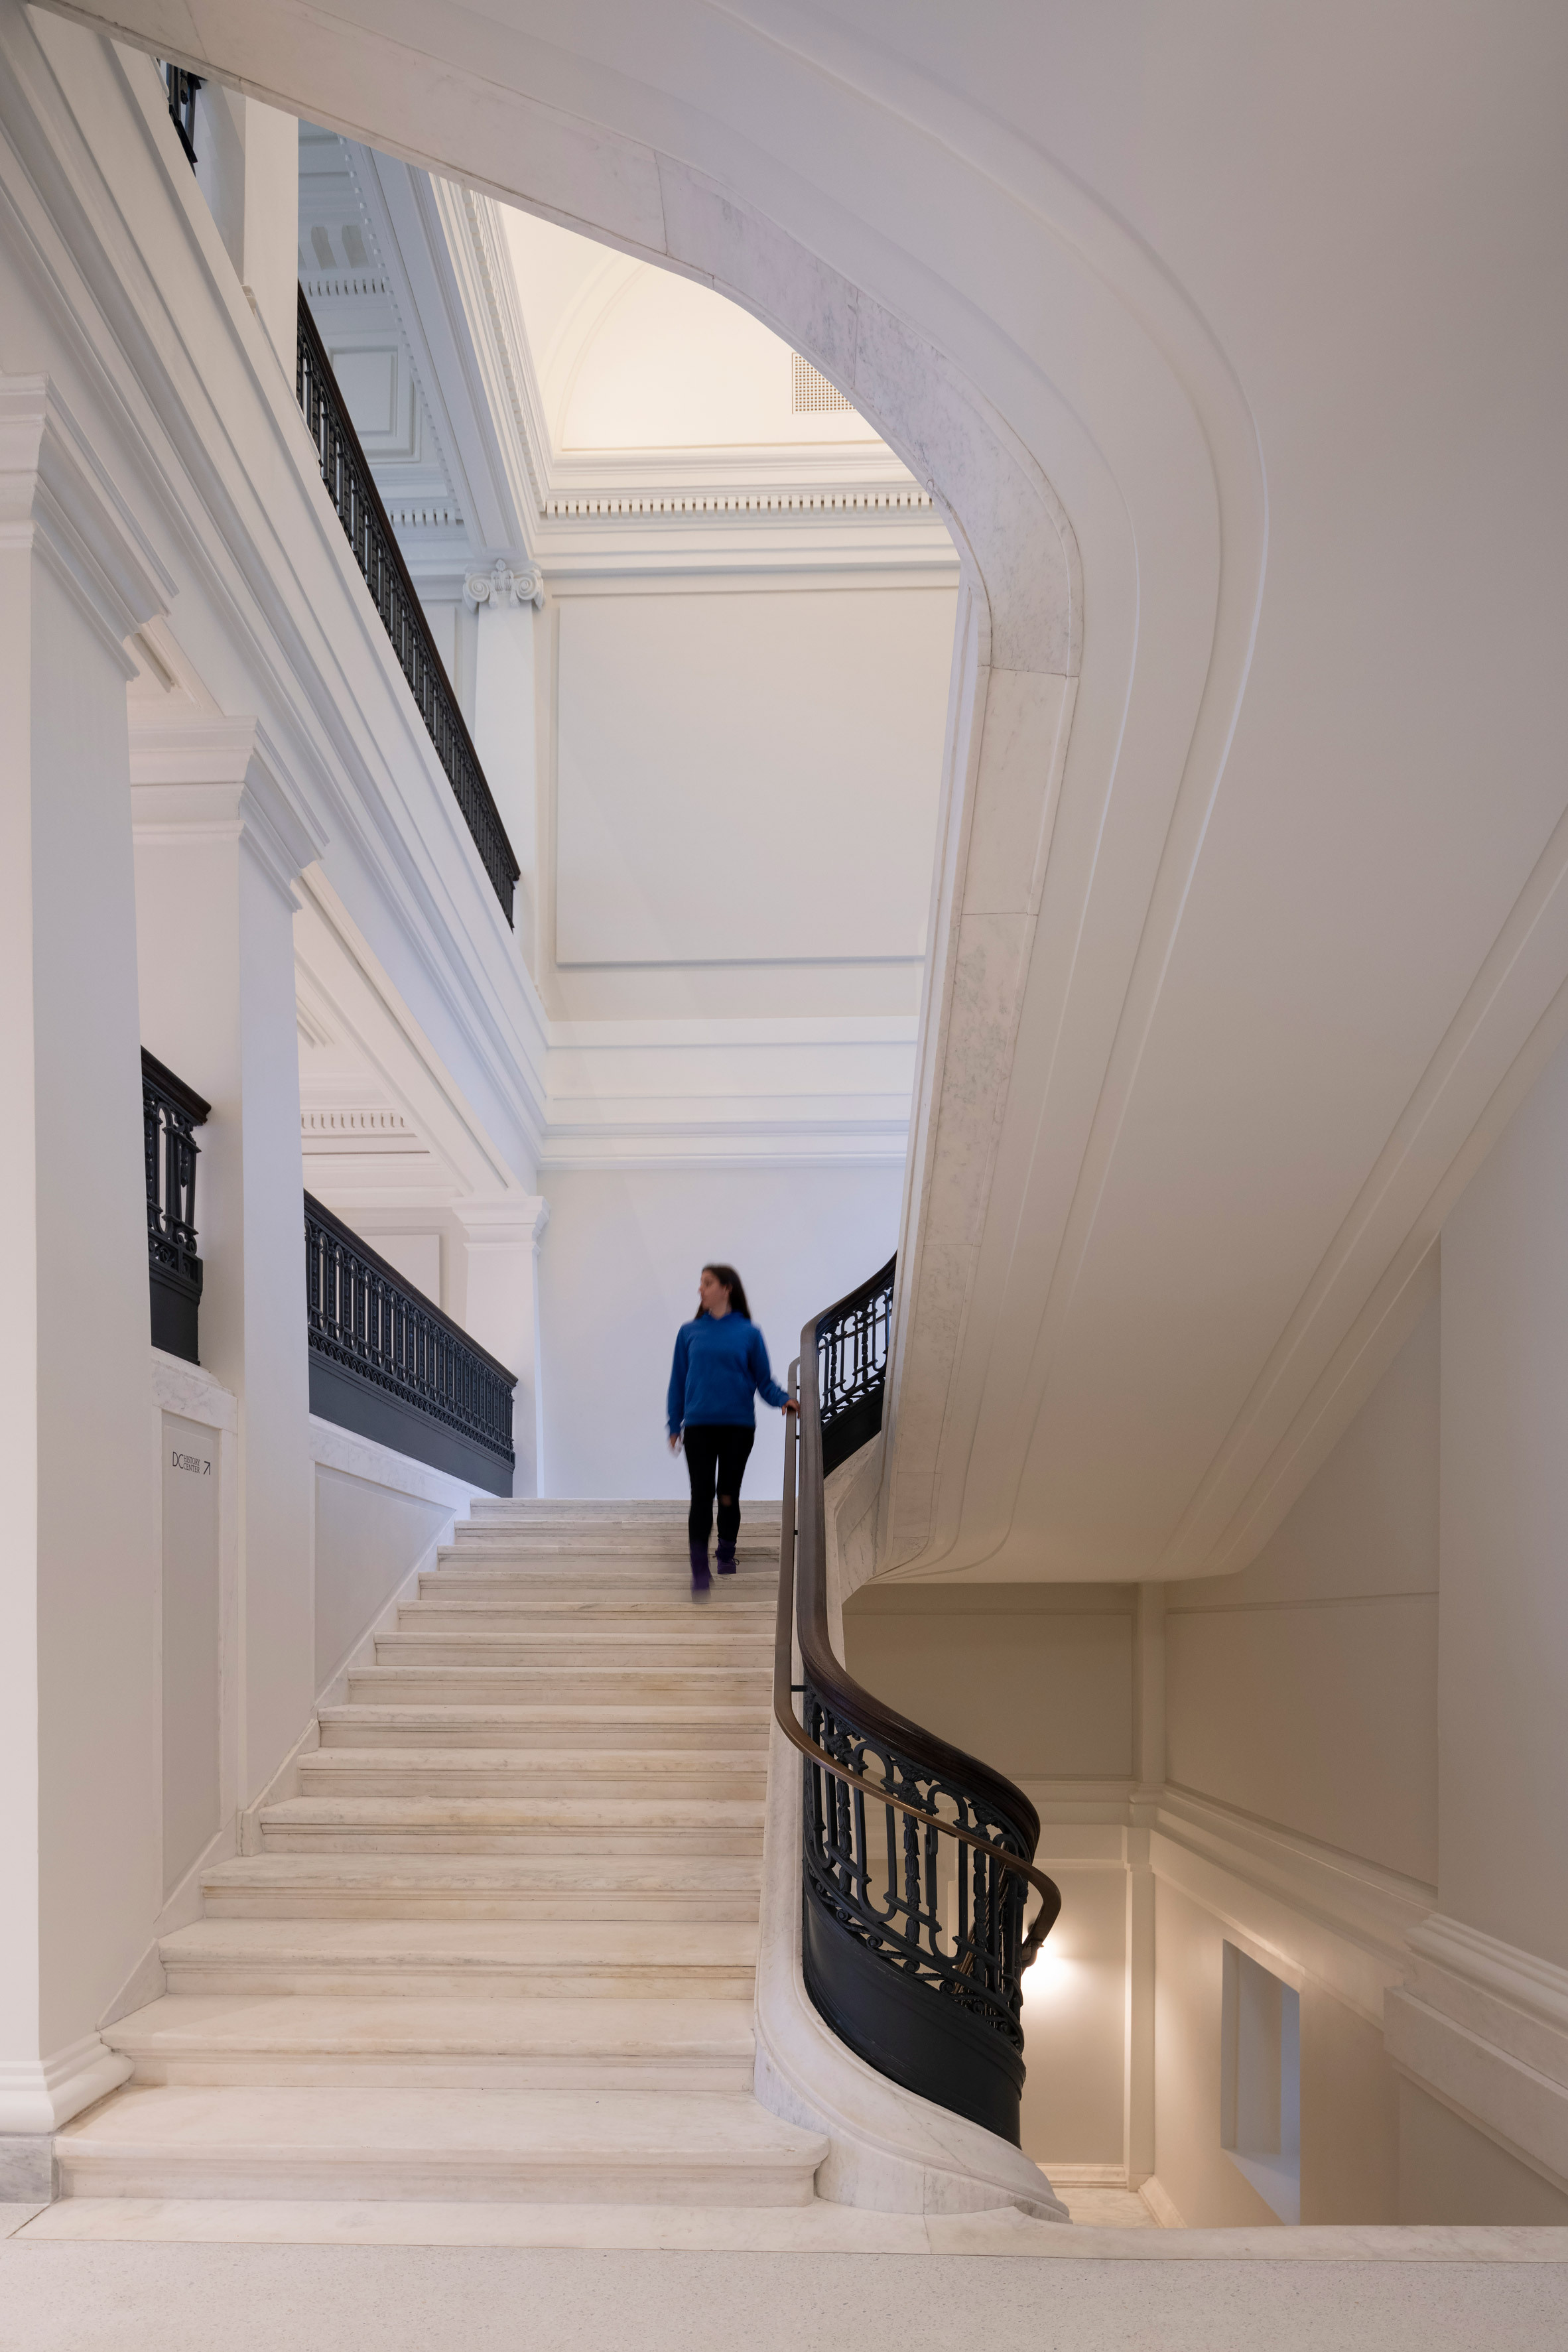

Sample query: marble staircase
[56,1502,827,2205]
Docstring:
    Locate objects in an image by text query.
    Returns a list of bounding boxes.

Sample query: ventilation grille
[792,354,852,414]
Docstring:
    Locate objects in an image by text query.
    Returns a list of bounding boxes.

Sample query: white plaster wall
[1016,1857,1127,2173]
[537,1164,901,1500]
[841,1585,1136,1784]
[193,90,298,378]
[1439,1031,1568,1974]
[1398,2081,1568,2227]
[1163,1296,1440,1883]
[314,1467,450,1691]
[1152,1878,1293,2229]
[549,580,955,1008]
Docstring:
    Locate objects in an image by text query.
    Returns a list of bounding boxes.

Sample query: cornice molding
[0,372,172,670]
[129,712,330,904]
[450,1192,551,1248]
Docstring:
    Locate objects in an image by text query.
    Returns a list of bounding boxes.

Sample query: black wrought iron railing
[160,62,202,168]
[818,1253,896,1476]
[143,1049,210,1364]
[294,291,521,925]
[304,1193,516,1494]
[775,1256,1061,2144]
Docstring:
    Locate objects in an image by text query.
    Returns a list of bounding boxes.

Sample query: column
[0,379,168,2170]
[448,1195,551,1497]
[130,715,327,1807]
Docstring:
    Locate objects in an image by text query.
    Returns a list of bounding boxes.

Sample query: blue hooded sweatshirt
[667,1313,787,1435]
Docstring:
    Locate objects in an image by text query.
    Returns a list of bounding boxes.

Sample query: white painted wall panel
[537,1163,902,1500]
[842,1587,1136,1783]
[1164,1302,1439,1882]
[555,586,956,966]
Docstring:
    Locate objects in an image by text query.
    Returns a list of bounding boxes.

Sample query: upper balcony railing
[304,1192,516,1494]
[775,1256,1061,2146]
[294,290,521,925]
[143,1048,210,1363]
[159,62,201,168]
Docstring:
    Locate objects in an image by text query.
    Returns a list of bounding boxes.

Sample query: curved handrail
[773,1261,1062,2142]
[774,1355,1061,1963]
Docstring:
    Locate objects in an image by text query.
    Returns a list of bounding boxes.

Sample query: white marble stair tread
[377,1628,773,1658]
[350,1662,771,1687]
[200,1853,759,1920]
[433,1558,777,1574]
[406,1591,775,1620]
[296,1750,767,1799]
[19,2198,933,2249]
[105,1993,756,2087]
[260,1796,765,1855]
[159,1916,758,1997]
[53,2085,826,2204]
[316,1704,767,1751]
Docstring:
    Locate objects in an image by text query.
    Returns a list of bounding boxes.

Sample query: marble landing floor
[1,2219,1565,2352]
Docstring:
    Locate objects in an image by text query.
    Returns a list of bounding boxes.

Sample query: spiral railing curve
[773,1257,1061,2145]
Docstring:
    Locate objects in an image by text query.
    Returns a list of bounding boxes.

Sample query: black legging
[683,1423,755,1548]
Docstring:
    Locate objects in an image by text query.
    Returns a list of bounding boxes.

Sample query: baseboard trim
[0,2036,132,2135]
[1139,2174,1186,2228]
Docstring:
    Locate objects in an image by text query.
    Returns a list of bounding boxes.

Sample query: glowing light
[1021,1947,1073,1999]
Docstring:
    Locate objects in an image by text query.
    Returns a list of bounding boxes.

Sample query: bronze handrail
[773,1346,1061,1965]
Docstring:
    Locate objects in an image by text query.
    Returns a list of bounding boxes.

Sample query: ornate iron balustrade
[818,1253,895,1475]
[143,1049,210,1364]
[304,1193,516,1494]
[294,291,521,925]
[775,1259,1061,2144]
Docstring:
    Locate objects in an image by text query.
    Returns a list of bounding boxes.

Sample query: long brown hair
[699,1263,751,1321]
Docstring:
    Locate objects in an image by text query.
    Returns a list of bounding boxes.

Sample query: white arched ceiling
[63,1,1568,1584]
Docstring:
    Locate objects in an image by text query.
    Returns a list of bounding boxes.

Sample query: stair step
[202,1854,759,1922]
[317,1705,767,1752]
[348,1667,771,1708]
[106,1994,757,2091]
[404,1593,775,1624]
[379,1628,772,1660]
[260,1796,763,1857]
[159,1918,757,1999]
[54,2085,822,2203]
[298,1749,766,1799]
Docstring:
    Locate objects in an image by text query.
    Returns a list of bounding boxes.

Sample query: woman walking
[667,1264,795,1597]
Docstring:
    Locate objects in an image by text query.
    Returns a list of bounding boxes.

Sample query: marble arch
[45,0,1278,1589]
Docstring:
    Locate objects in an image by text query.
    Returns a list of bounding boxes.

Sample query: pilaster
[130,711,328,1805]
[0,376,169,2140]
[448,1194,551,1496]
